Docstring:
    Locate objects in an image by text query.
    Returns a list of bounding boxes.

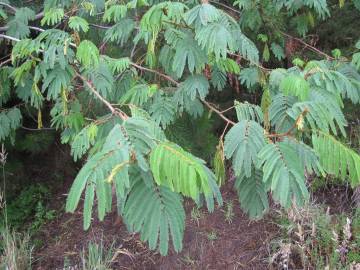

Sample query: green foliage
[258,141,309,208]
[41,8,64,26]
[1,184,54,231]
[279,74,310,101]
[234,101,263,123]
[76,40,100,68]
[224,120,265,177]
[66,124,131,228]
[150,142,212,199]
[312,131,360,187]
[0,108,22,142]
[123,172,185,255]
[178,74,209,101]
[68,16,89,33]
[235,169,268,219]
[71,123,98,161]
[1,0,360,258]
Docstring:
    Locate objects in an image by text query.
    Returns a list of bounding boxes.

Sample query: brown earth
[33,179,279,270]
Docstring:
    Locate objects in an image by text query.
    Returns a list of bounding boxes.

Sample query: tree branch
[0,33,20,42]
[130,63,238,125]
[131,63,180,86]
[267,109,308,138]
[75,72,128,121]
[280,31,334,60]
[0,2,44,19]
[0,1,16,12]
[203,101,236,125]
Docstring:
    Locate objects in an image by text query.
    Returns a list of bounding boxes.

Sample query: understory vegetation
[0,0,360,269]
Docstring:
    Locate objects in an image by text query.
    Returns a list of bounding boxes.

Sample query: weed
[1,184,55,231]
[180,253,196,266]
[190,207,203,227]
[80,238,115,270]
[207,231,217,242]
[223,200,235,224]
[270,204,360,269]
[0,228,33,270]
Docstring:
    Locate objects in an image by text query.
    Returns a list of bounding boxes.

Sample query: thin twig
[203,101,236,125]
[209,1,241,15]
[75,72,128,120]
[0,58,11,67]
[0,34,20,42]
[0,1,16,12]
[267,109,308,138]
[280,31,334,60]
[130,63,238,125]
[131,63,180,86]
[21,126,55,131]
[0,2,44,19]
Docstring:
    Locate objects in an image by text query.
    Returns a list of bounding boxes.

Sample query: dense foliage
[1,0,360,256]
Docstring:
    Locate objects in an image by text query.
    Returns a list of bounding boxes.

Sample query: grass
[80,238,115,270]
[0,228,33,270]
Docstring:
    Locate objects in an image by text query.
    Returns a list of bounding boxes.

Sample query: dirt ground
[33,178,279,270]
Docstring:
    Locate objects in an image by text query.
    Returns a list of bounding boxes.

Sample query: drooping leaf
[149,142,212,199]
[224,120,266,177]
[312,131,360,187]
[123,172,185,255]
[235,168,269,219]
[258,142,309,208]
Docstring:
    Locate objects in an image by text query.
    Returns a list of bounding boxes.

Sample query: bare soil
[33,179,279,270]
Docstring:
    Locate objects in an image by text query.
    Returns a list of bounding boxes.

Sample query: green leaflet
[234,101,264,123]
[0,68,11,106]
[173,87,204,117]
[178,74,209,101]
[149,95,177,128]
[233,28,259,64]
[76,40,100,68]
[68,16,89,32]
[102,56,130,74]
[307,61,360,104]
[71,123,98,161]
[120,84,153,106]
[352,52,360,71]
[239,67,260,88]
[258,142,309,208]
[312,131,360,187]
[280,74,310,101]
[224,120,266,177]
[166,30,207,78]
[287,100,347,136]
[84,61,114,99]
[66,124,131,228]
[104,19,135,46]
[235,169,269,219]
[201,165,223,212]
[282,138,324,176]
[42,64,74,101]
[0,108,22,141]
[123,172,185,255]
[149,142,212,199]
[269,93,297,133]
[83,183,95,230]
[271,42,285,61]
[41,8,64,26]
[195,17,235,60]
[185,3,221,28]
[103,4,127,23]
